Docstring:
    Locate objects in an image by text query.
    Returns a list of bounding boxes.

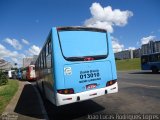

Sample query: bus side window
[39,57,41,70]
[41,54,43,69]
[46,36,52,68]
[154,54,158,62]
[43,49,46,68]
[49,41,52,54]
[46,42,49,56]
[42,51,44,68]
[142,56,148,64]
[158,55,160,61]
[149,55,153,62]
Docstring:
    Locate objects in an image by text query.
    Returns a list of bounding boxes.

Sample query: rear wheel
[36,81,40,90]
[42,82,46,100]
[151,66,159,73]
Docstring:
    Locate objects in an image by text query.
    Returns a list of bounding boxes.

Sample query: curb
[1,80,23,120]
[1,80,49,120]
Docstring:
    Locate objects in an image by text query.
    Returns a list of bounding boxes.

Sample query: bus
[141,52,160,73]
[17,68,22,80]
[3,70,13,79]
[4,70,16,79]
[35,27,118,106]
[22,65,36,81]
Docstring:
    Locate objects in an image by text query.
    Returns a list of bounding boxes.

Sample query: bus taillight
[84,57,94,61]
[57,88,74,94]
[106,80,117,87]
[57,27,61,31]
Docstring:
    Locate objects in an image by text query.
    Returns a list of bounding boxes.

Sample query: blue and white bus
[141,52,160,73]
[35,27,118,106]
[17,68,22,80]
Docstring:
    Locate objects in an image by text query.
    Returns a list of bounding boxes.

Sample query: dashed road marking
[122,82,160,88]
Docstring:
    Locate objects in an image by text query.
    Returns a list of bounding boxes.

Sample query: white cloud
[0,43,25,65]
[11,58,18,63]
[0,44,8,58]
[84,2,133,33]
[111,37,124,53]
[125,47,136,51]
[22,39,29,45]
[28,45,41,55]
[140,36,156,45]
[4,38,22,50]
[128,47,136,50]
[136,41,140,46]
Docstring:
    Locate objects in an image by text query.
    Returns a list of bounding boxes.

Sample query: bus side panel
[107,33,117,80]
[44,33,56,104]
[52,28,66,91]
[141,64,150,70]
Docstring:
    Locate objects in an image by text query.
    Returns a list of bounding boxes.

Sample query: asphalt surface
[14,81,46,120]
[3,71,159,120]
[42,70,160,120]
[1,80,47,120]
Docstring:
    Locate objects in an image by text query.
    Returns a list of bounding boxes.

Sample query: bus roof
[56,26,107,32]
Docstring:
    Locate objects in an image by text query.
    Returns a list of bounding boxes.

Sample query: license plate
[86,84,97,89]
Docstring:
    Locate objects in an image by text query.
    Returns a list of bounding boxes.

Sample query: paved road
[43,71,160,120]
[1,80,46,120]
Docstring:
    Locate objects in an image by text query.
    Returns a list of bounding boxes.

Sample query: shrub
[0,70,8,86]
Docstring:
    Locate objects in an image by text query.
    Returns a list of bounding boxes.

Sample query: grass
[0,80,19,114]
[116,58,141,71]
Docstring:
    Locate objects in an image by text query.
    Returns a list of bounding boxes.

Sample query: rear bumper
[56,82,118,106]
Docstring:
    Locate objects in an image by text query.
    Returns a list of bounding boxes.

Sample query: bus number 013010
[80,73,100,79]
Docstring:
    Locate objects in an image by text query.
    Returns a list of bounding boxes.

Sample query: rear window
[58,28,108,61]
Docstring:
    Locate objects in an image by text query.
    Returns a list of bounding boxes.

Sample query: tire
[42,82,46,100]
[151,67,159,73]
[36,81,39,90]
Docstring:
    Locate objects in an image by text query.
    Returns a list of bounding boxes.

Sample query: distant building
[23,57,33,68]
[154,41,160,53]
[141,40,160,55]
[30,55,38,65]
[0,59,13,71]
[115,48,142,60]
[115,40,160,59]
[23,55,38,67]
[115,50,133,60]
[141,44,149,55]
[133,48,141,58]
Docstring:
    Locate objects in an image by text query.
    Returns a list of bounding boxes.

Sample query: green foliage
[0,80,18,114]
[11,68,18,71]
[115,58,121,60]
[116,58,141,71]
[0,71,8,86]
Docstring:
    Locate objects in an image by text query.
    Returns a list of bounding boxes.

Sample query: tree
[0,70,8,86]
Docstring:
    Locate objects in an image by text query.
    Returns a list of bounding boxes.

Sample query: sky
[0,0,160,66]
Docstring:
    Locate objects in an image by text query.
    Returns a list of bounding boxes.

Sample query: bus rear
[26,65,36,81]
[52,27,118,106]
